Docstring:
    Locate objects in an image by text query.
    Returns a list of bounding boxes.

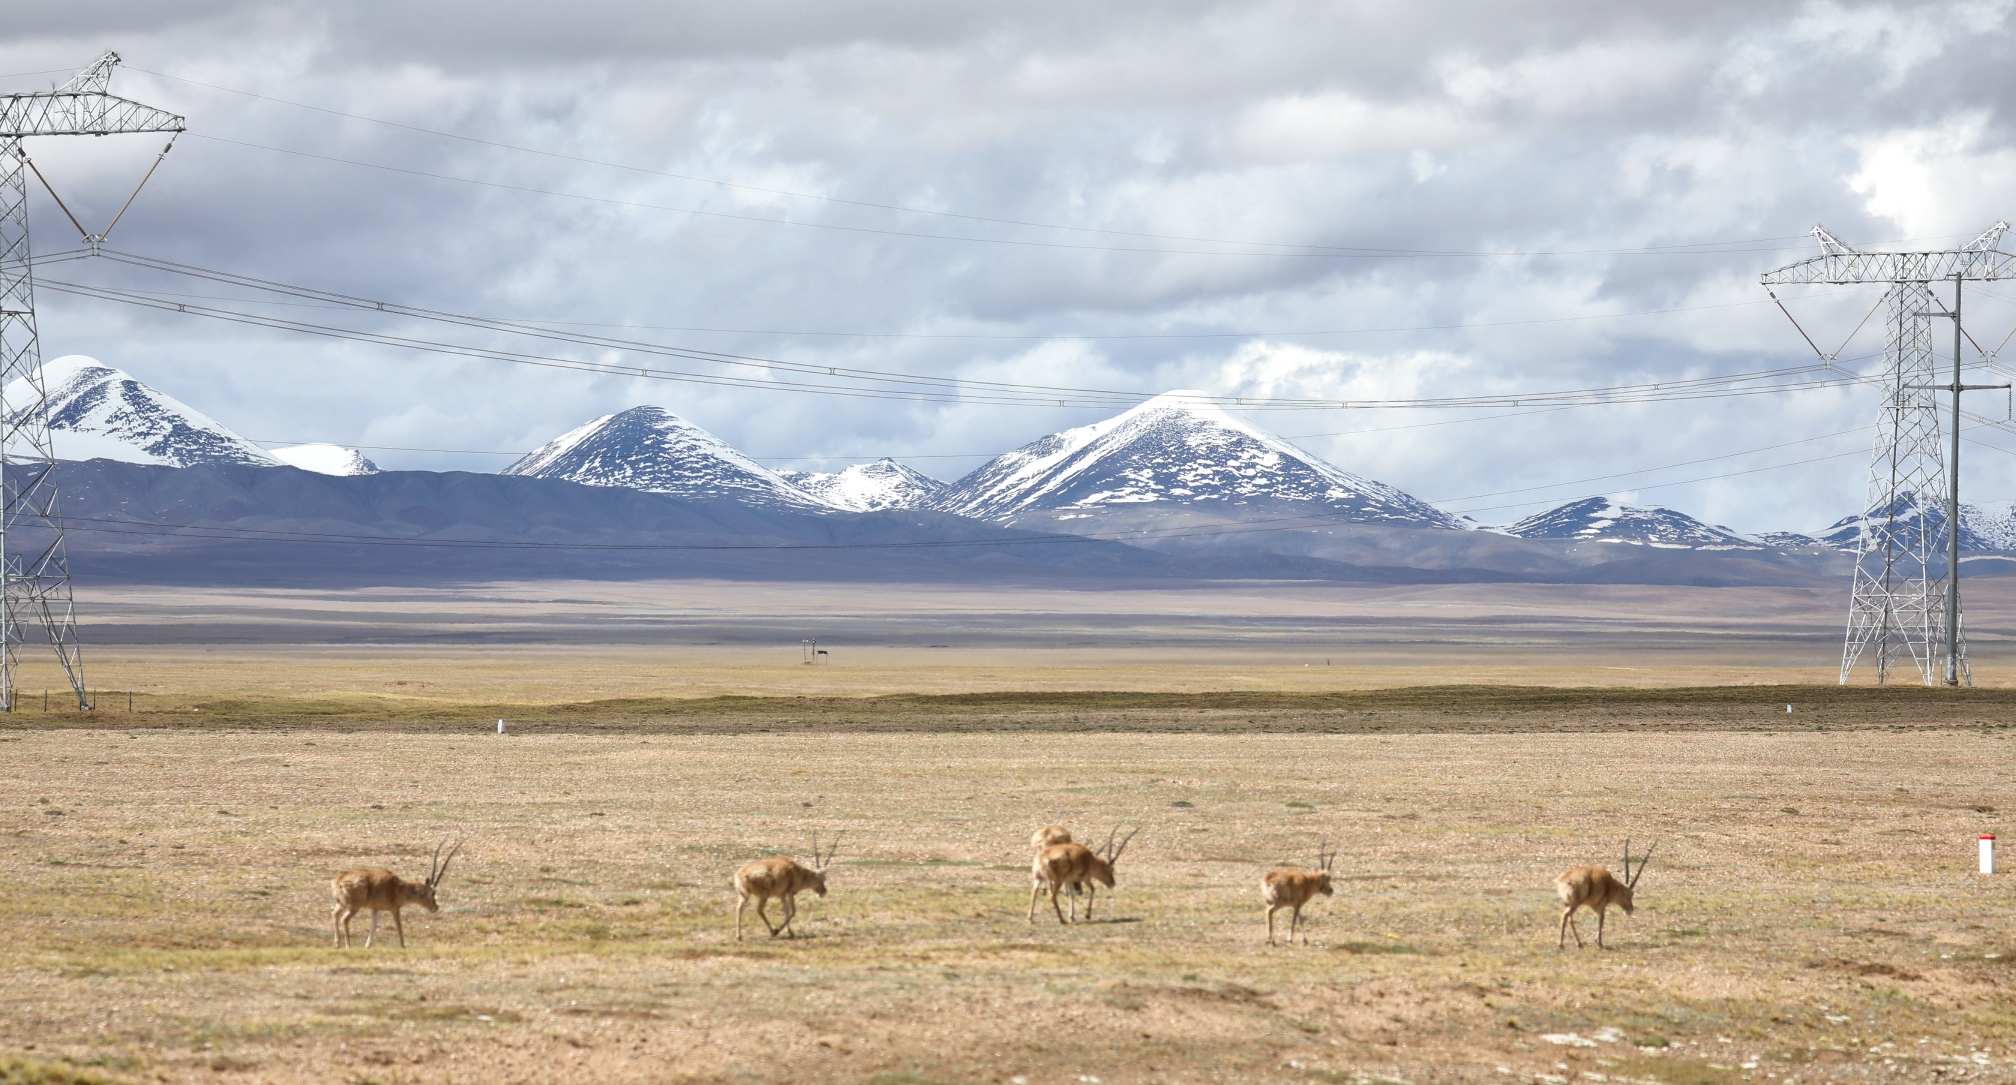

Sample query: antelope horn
[427,840,445,885]
[1318,839,1333,872]
[1110,827,1139,864]
[431,840,462,887]
[1628,841,1655,888]
[1100,827,1118,860]
[822,831,842,870]
[1622,838,1632,883]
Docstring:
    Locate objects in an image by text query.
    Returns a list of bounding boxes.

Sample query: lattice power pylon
[0,53,183,709]
[1762,224,2016,685]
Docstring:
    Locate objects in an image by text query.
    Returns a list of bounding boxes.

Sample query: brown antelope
[1029,827,1137,924]
[1555,839,1654,949]
[331,840,461,949]
[735,833,840,940]
[1031,824,1072,849]
[1262,840,1336,945]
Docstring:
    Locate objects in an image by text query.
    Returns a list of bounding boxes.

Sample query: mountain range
[9,355,2006,587]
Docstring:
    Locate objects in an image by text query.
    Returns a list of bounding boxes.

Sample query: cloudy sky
[9,1,2016,533]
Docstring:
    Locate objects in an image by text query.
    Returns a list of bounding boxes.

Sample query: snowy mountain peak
[502,405,829,509]
[4,355,281,468]
[1500,496,1763,550]
[778,457,946,512]
[935,389,1461,528]
[271,443,381,476]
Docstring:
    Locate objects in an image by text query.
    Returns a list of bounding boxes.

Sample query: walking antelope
[331,839,461,949]
[1262,840,1336,945]
[1555,839,1654,949]
[1029,827,1137,924]
[735,833,840,940]
[1030,824,1084,905]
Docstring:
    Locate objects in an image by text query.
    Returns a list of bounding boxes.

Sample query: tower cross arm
[1762,246,2016,286]
[0,52,184,138]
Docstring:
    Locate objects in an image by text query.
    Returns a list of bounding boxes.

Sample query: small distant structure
[801,639,830,665]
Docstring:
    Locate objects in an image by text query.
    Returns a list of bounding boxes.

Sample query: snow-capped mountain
[271,443,380,476]
[1498,497,1763,549]
[934,390,1462,528]
[1805,492,2013,553]
[4,355,280,468]
[502,406,830,510]
[778,458,946,512]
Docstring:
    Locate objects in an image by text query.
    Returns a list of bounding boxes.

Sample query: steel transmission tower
[1761,224,2016,686]
[0,53,183,710]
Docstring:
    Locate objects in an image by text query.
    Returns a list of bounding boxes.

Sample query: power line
[49,249,1885,411]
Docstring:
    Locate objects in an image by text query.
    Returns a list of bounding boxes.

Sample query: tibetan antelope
[1029,827,1137,924]
[1031,824,1072,849]
[1031,824,1084,906]
[1262,840,1336,945]
[1555,839,1654,949]
[735,833,840,940]
[331,839,461,949]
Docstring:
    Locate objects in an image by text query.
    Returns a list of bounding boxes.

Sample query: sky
[9,0,2016,533]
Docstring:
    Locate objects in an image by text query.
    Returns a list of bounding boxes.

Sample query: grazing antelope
[735,833,840,940]
[331,839,461,949]
[1029,827,1137,924]
[1262,840,1336,946]
[1031,824,1072,849]
[1555,839,1654,949]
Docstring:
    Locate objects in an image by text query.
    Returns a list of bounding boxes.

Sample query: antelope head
[1313,839,1337,896]
[1617,838,1655,915]
[1092,827,1139,888]
[417,839,462,912]
[807,832,842,896]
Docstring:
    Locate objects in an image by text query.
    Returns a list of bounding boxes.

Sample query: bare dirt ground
[2,578,2014,1084]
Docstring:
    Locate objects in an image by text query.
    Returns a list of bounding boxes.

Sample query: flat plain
[1,577,2013,1085]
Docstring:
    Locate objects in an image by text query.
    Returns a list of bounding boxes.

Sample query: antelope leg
[735,894,747,941]
[366,910,378,949]
[1596,907,1606,949]
[1050,883,1068,925]
[393,906,406,949]
[1085,885,1096,922]
[1028,882,1043,923]
[1267,905,1278,945]
[1292,904,1302,943]
[782,895,797,938]
[756,898,779,936]
[332,905,345,949]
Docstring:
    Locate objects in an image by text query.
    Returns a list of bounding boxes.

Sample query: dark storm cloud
[6,1,2016,533]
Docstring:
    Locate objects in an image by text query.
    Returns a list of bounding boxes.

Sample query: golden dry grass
[2,726,2011,1084]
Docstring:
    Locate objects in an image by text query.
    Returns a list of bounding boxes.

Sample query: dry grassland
[3,727,2013,1085]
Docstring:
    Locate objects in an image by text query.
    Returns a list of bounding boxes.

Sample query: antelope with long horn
[1555,839,1654,949]
[1029,827,1138,924]
[735,833,840,940]
[1262,839,1336,945]
[331,839,462,949]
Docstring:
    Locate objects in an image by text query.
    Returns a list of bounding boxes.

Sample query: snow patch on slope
[778,458,946,512]
[503,406,829,509]
[271,443,380,476]
[4,355,280,467]
[936,390,1460,528]
[1500,497,1763,550]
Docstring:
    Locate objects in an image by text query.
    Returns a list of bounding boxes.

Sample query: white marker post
[497,718,506,734]
[1786,704,1793,713]
[1982,834,1996,875]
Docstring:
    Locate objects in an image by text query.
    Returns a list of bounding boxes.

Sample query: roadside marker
[1983,834,1997,875]
[497,718,506,734]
